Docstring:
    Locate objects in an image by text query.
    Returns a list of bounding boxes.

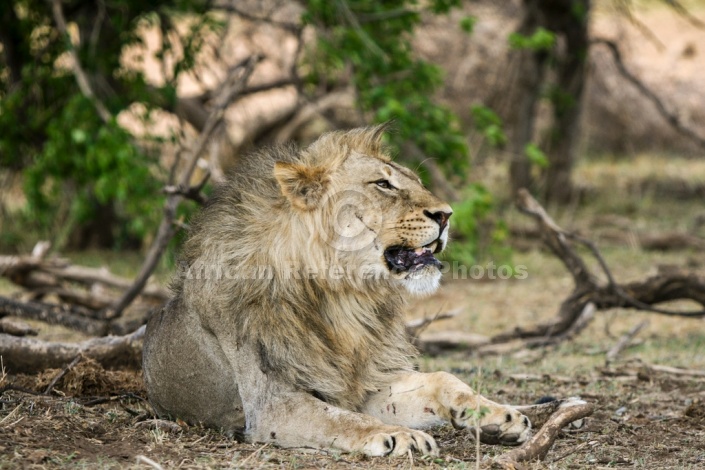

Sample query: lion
[142,125,534,456]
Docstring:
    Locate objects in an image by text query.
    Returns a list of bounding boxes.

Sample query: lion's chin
[400,266,442,297]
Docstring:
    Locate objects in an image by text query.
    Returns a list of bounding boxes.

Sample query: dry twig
[605,321,649,365]
[43,355,82,395]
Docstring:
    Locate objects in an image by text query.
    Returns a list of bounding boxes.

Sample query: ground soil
[2,353,704,469]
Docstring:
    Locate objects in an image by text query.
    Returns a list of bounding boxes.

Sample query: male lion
[143,126,532,456]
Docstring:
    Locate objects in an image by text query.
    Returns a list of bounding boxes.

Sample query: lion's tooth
[414,247,425,255]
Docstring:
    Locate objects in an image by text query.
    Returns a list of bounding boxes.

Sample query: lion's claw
[362,429,439,457]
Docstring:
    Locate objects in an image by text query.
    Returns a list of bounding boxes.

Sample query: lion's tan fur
[144,126,532,456]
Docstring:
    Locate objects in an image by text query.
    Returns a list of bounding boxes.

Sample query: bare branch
[109,56,261,319]
[212,2,301,33]
[662,0,705,29]
[50,0,112,123]
[487,189,705,350]
[163,172,210,206]
[605,320,649,365]
[592,38,705,149]
[240,79,297,96]
[405,309,458,338]
[614,1,666,51]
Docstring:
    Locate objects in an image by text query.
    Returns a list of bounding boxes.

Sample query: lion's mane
[172,128,415,410]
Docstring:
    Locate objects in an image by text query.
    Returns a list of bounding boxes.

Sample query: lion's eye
[374,180,395,190]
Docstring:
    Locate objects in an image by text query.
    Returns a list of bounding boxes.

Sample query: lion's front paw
[452,406,531,446]
[361,428,439,457]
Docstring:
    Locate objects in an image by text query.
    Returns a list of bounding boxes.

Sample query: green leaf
[471,105,506,148]
[524,143,549,168]
[508,27,556,51]
[71,129,87,144]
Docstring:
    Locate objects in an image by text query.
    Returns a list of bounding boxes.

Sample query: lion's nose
[424,210,452,230]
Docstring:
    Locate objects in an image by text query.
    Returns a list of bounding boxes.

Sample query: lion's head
[271,126,452,296]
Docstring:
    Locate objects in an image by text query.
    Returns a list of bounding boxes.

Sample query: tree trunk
[507,0,548,195]
[541,0,591,203]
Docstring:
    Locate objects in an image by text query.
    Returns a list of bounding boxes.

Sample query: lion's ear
[273,161,331,211]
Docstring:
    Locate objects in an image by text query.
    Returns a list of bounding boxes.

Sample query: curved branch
[50,0,112,123]
[591,38,705,149]
[496,400,594,465]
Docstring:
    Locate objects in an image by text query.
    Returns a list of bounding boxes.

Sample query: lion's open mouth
[384,241,443,273]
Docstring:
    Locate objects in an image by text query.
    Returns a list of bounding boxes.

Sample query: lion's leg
[361,371,531,445]
[229,344,439,457]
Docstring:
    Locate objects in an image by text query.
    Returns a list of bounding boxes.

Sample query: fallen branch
[0,252,168,313]
[638,232,705,251]
[415,331,490,355]
[0,318,38,337]
[0,296,107,336]
[513,226,705,252]
[496,399,594,466]
[487,189,705,351]
[0,326,145,374]
[645,363,705,378]
[605,321,649,365]
[43,355,82,395]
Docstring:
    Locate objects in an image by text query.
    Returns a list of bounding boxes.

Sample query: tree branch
[50,0,112,123]
[108,56,261,319]
[591,38,705,149]
[211,2,301,33]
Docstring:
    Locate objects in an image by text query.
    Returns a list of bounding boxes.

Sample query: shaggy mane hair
[173,128,416,410]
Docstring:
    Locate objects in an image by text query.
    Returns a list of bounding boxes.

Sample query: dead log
[0,325,145,373]
[638,232,705,251]
[513,396,589,429]
[0,254,168,309]
[415,331,490,355]
[109,56,261,320]
[644,363,705,378]
[0,296,107,336]
[0,318,38,337]
[496,399,594,466]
